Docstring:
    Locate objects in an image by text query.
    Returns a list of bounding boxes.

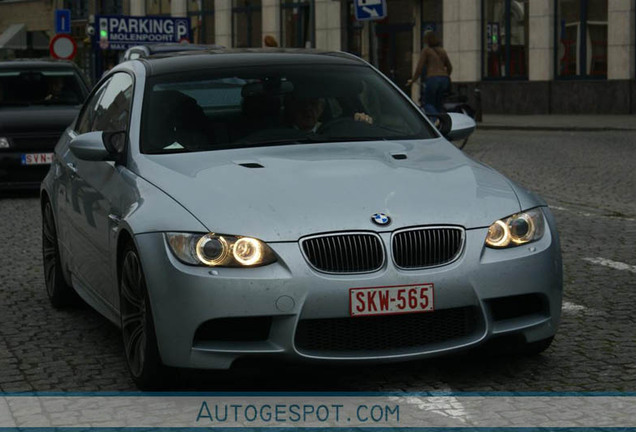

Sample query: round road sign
[49,34,77,60]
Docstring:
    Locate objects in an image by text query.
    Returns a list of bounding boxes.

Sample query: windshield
[141,64,437,154]
[0,68,86,107]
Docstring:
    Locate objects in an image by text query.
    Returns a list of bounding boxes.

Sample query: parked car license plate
[350,283,434,317]
[21,153,53,165]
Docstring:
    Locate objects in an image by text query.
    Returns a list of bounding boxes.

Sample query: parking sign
[354,0,387,21]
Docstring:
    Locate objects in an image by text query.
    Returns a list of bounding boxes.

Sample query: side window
[75,78,111,134]
[91,73,134,133]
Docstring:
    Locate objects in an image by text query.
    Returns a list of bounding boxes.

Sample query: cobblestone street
[1,129,635,392]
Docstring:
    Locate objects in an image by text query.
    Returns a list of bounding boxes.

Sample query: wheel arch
[40,189,73,287]
[116,228,136,293]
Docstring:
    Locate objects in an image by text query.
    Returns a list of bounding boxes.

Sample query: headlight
[0,137,10,149]
[485,208,545,248]
[166,232,276,267]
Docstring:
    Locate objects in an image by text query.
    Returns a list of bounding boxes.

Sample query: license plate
[21,153,53,165]
[349,283,434,317]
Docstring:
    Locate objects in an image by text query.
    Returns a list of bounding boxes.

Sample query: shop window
[98,0,123,14]
[482,0,528,79]
[556,0,607,78]
[232,0,262,48]
[280,0,314,48]
[63,0,89,19]
[188,0,215,44]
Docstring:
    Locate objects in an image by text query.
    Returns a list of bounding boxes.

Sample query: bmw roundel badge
[371,213,391,226]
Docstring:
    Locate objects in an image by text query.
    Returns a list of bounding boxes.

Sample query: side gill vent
[391,153,407,160]
[239,163,264,169]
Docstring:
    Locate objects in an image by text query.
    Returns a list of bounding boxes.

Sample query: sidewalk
[478,114,636,132]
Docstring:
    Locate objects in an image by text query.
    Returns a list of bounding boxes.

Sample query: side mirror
[69,131,122,161]
[444,113,476,142]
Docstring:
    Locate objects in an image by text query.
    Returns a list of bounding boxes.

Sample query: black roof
[144,43,223,54]
[0,59,78,69]
[139,49,367,76]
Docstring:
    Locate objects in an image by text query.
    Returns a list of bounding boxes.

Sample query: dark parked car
[0,59,90,189]
[122,43,223,61]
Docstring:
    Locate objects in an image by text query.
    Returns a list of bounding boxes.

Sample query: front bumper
[134,208,562,369]
[0,152,51,189]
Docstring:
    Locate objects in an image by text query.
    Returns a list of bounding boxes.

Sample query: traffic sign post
[354,0,387,21]
[55,9,71,34]
[49,34,77,60]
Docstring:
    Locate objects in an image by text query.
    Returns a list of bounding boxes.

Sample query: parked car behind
[0,59,90,190]
[122,43,223,61]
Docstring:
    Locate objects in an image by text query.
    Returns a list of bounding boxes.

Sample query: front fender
[111,170,208,322]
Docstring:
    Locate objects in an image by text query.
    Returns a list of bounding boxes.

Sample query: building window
[63,0,89,20]
[556,0,607,78]
[146,0,171,15]
[188,0,215,44]
[280,0,314,48]
[232,0,262,47]
[482,0,528,79]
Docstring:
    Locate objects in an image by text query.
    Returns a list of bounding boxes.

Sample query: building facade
[1,0,634,113]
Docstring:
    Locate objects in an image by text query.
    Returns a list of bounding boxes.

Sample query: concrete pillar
[130,0,145,16]
[443,0,480,82]
[215,0,232,47]
[608,0,635,80]
[528,0,554,81]
[171,0,188,18]
[314,0,341,50]
[262,0,280,46]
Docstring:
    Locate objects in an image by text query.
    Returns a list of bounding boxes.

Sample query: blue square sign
[55,9,71,34]
[354,0,387,21]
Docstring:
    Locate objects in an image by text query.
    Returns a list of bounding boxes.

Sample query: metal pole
[370,21,378,68]
[474,84,482,123]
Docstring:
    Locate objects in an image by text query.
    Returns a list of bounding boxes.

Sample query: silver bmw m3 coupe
[41,49,562,388]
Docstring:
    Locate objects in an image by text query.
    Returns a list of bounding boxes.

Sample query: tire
[42,200,76,308]
[119,243,172,389]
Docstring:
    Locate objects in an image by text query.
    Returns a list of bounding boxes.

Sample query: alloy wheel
[120,250,148,378]
[42,202,58,298]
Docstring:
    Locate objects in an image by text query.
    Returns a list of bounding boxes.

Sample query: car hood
[0,105,79,134]
[134,139,522,242]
